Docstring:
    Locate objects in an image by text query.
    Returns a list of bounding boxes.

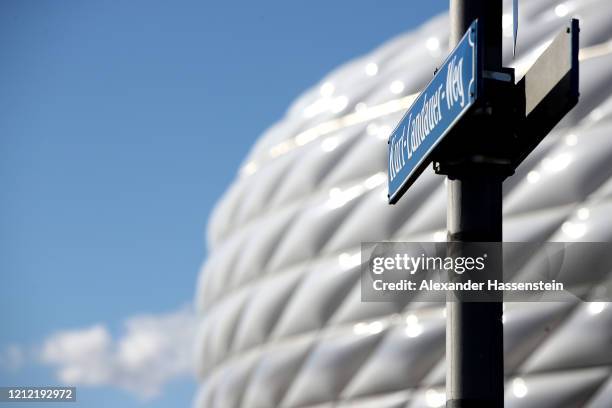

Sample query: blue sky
[0,1,446,406]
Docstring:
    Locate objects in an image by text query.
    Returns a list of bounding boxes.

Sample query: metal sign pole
[446,1,504,407]
[445,176,505,408]
[386,1,579,405]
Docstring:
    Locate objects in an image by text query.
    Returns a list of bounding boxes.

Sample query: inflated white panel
[195,1,612,406]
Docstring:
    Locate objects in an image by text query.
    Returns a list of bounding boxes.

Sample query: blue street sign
[388,20,481,204]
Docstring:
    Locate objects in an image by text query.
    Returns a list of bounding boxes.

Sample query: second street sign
[388,20,481,204]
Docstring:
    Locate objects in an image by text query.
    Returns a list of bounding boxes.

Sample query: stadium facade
[195,1,612,406]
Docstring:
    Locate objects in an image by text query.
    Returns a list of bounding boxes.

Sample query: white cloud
[38,306,196,399]
[41,324,113,385]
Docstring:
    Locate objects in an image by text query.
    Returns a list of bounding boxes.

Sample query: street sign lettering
[388,20,481,204]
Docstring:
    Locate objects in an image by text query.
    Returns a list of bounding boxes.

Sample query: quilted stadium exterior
[195,1,612,407]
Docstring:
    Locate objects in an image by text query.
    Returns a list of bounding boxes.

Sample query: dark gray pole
[446,174,504,408]
[446,1,505,407]
[450,0,502,69]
